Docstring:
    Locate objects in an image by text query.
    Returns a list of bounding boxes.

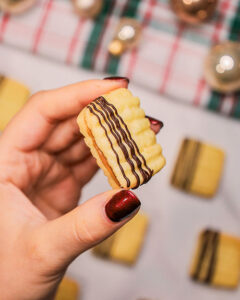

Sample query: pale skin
[0,79,157,299]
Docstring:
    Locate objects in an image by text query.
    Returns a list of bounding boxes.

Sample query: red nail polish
[146,116,164,134]
[103,76,130,84]
[105,190,141,222]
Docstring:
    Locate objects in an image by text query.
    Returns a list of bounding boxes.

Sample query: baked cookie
[171,138,225,197]
[190,229,240,289]
[55,277,79,300]
[0,75,30,131]
[77,88,165,189]
[93,213,148,265]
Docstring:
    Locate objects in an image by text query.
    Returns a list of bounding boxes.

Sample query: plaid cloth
[0,0,240,119]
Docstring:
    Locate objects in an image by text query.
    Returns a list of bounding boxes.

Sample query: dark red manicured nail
[146,116,164,134]
[105,190,141,222]
[103,76,130,84]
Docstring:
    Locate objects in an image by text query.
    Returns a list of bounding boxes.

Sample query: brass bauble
[115,18,142,49]
[72,0,103,18]
[108,18,141,56]
[108,39,125,56]
[170,0,218,24]
[0,0,36,14]
[204,41,240,93]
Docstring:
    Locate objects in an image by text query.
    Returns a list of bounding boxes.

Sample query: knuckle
[73,216,98,247]
[31,90,48,103]
[68,119,81,140]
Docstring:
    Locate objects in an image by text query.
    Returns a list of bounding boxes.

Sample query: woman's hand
[0,78,143,300]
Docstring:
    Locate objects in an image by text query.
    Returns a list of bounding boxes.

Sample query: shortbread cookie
[93,213,148,265]
[0,75,30,131]
[77,88,165,189]
[171,138,224,197]
[190,229,240,289]
[55,277,79,300]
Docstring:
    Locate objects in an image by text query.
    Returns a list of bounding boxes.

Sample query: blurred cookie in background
[171,138,225,198]
[190,229,240,289]
[93,213,148,265]
[55,277,80,300]
[0,75,30,131]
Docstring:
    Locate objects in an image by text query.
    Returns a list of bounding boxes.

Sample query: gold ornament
[204,41,240,93]
[0,0,36,14]
[108,39,125,56]
[72,0,103,19]
[170,0,218,24]
[108,18,142,56]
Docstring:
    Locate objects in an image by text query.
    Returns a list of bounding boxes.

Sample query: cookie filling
[85,119,121,188]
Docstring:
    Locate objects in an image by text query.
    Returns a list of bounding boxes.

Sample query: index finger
[38,79,129,122]
[1,79,128,151]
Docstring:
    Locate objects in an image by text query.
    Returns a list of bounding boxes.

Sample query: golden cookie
[171,138,225,197]
[55,277,79,300]
[0,75,30,131]
[77,88,165,189]
[93,213,148,265]
[190,229,240,289]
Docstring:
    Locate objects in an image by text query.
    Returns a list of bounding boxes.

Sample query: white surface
[1,44,240,300]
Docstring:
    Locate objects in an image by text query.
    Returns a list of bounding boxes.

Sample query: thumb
[34,190,140,271]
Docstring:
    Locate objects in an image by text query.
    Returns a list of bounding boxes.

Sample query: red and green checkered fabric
[0,0,239,118]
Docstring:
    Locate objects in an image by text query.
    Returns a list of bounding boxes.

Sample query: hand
[0,79,142,300]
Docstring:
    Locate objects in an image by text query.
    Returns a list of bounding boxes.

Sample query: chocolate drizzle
[192,229,220,284]
[88,97,153,188]
[87,105,130,187]
[171,139,202,191]
[104,98,153,177]
[192,230,211,281]
[92,100,140,187]
[204,231,219,283]
[183,141,202,190]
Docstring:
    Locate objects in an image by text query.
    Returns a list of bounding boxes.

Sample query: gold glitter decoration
[170,0,218,24]
[204,41,240,93]
[72,0,103,18]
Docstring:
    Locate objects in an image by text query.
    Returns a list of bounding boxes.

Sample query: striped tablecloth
[0,0,239,119]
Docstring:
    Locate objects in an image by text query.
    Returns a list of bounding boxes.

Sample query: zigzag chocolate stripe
[88,97,153,188]
[93,99,141,187]
[96,97,152,183]
[192,229,220,284]
[102,98,153,180]
[87,105,130,187]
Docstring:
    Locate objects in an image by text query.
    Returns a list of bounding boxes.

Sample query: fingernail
[105,190,141,222]
[146,116,164,134]
[103,76,130,84]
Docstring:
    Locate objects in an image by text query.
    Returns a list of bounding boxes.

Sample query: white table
[1,44,240,300]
